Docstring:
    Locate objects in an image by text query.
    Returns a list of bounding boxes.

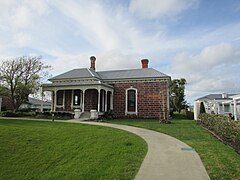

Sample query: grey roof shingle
[197,94,237,100]
[89,68,101,79]
[97,68,168,80]
[49,67,169,81]
[43,81,105,87]
[27,97,51,106]
[49,68,99,80]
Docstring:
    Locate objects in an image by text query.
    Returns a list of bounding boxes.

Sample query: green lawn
[0,119,147,180]
[107,115,240,180]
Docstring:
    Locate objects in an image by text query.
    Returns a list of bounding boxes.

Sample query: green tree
[0,56,50,111]
[170,78,187,113]
[200,102,206,114]
[0,85,10,96]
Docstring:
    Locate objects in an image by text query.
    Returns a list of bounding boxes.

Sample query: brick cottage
[42,57,171,119]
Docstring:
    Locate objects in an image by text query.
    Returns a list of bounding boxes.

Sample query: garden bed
[198,113,240,153]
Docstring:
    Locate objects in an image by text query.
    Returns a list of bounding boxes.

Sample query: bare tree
[0,56,51,111]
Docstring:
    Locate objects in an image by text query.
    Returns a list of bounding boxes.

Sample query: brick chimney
[141,59,149,68]
[90,56,96,70]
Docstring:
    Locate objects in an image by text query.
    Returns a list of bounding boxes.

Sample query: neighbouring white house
[0,96,51,112]
[194,93,240,121]
[19,97,51,112]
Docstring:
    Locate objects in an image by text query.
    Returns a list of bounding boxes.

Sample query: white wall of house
[19,103,51,111]
[231,94,240,120]
[194,101,200,120]
[194,96,240,120]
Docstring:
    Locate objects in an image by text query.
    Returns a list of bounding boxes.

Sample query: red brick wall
[112,81,168,119]
[84,89,98,111]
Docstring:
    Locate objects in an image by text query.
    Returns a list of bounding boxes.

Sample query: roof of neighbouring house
[49,68,169,81]
[25,97,51,106]
[196,93,237,101]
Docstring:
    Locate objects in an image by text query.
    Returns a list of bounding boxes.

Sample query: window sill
[125,112,138,115]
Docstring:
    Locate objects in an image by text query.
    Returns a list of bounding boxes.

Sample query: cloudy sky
[0,0,240,103]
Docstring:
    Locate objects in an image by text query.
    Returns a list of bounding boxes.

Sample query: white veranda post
[234,99,237,121]
[82,90,85,112]
[98,89,100,112]
[105,91,107,112]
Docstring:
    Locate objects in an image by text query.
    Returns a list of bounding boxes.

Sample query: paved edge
[0,118,210,180]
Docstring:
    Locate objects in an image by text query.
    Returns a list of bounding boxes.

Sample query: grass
[0,119,147,180]
[107,114,240,180]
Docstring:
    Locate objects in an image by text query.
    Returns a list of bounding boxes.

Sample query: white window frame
[125,87,138,115]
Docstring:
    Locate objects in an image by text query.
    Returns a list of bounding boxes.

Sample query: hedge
[0,111,36,117]
[198,113,240,152]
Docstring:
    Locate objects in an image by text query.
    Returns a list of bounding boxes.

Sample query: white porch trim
[82,90,85,112]
[71,90,74,109]
[98,89,101,112]
[231,94,240,121]
[105,91,107,112]
[50,91,54,111]
[63,90,65,109]
[43,84,114,113]
[234,99,237,121]
[54,89,57,111]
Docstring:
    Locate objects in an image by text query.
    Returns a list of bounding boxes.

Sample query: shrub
[35,111,73,119]
[102,110,115,120]
[0,111,6,117]
[186,111,194,120]
[0,111,36,117]
[199,113,240,151]
[0,111,20,117]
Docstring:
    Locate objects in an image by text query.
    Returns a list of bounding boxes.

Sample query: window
[224,104,230,112]
[126,88,137,114]
[128,90,136,112]
[73,90,81,106]
[57,90,63,105]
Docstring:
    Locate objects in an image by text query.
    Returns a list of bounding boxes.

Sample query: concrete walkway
[68,120,210,180]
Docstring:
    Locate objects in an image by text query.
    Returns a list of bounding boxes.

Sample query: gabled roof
[49,68,169,81]
[98,68,168,80]
[49,68,100,80]
[26,97,51,106]
[196,94,237,101]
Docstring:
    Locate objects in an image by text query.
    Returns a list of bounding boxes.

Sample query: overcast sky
[0,0,240,104]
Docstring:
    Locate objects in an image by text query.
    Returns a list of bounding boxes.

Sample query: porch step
[80,112,91,119]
